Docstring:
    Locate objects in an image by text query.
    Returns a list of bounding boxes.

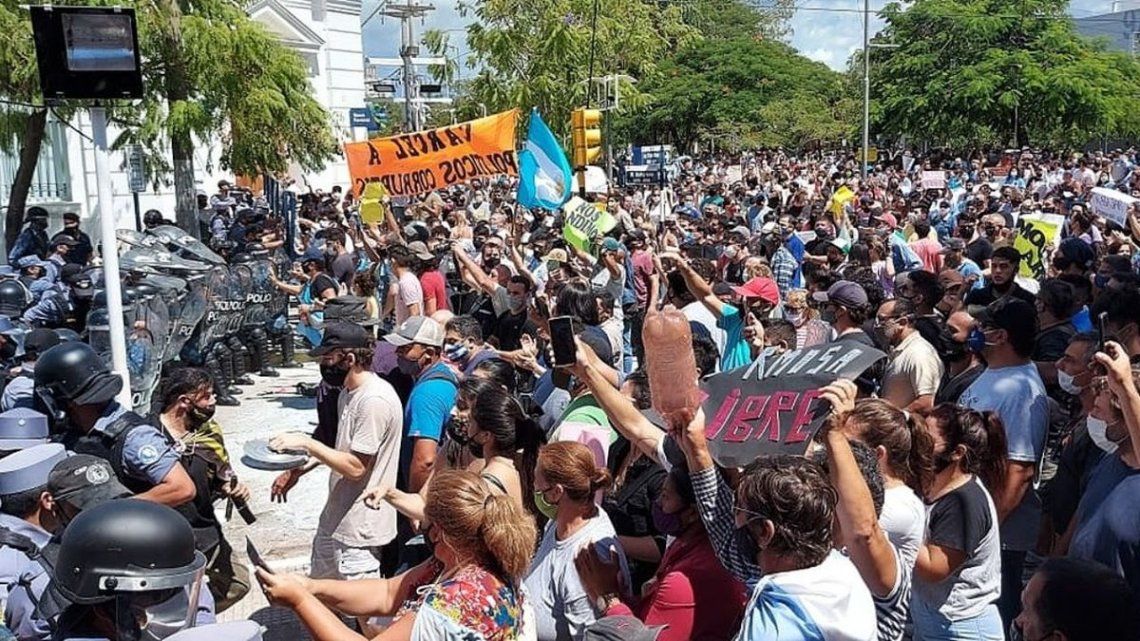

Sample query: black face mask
[938,328,969,363]
[0,341,16,362]
[187,404,216,428]
[319,361,350,388]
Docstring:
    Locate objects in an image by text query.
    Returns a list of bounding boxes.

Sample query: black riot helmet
[230,252,253,265]
[49,500,206,640]
[0,279,31,317]
[133,283,160,300]
[33,342,123,423]
[142,210,165,229]
[246,242,268,258]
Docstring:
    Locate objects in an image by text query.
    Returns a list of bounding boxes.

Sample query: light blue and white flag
[517,109,572,210]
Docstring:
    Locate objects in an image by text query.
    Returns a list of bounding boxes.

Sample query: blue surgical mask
[1094,274,1110,289]
[967,327,989,353]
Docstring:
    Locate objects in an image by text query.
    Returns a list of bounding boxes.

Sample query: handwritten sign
[344,110,519,197]
[1013,214,1064,280]
[921,171,946,190]
[358,181,388,224]
[1089,187,1137,227]
[699,343,885,466]
[561,196,616,253]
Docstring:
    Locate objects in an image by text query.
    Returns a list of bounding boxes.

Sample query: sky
[360,0,1131,73]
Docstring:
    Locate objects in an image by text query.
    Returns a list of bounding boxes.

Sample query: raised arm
[661,251,724,318]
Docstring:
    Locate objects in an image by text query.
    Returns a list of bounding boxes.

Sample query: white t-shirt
[880,485,925,571]
[523,510,630,641]
[319,374,403,547]
[394,270,424,325]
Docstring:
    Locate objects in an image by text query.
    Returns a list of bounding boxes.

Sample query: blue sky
[361,0,1129,72]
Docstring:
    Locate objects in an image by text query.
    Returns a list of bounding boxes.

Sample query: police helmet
[51,500,205,604]
[142,210,165,228]
[230,253,253,265]
[246,243,268,257]
[0,279,31,317]
[54,328,81,343]
[33,341,123,410]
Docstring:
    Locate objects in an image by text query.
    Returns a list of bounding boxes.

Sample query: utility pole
[384,2,435,132]
[861,0,870,180]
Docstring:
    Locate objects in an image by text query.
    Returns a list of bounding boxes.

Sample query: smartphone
[246,537,274,574]
[549,316,577,367]
[1098,311,1109,355]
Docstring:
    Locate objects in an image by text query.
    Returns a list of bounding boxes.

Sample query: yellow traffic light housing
[571,108,603,168]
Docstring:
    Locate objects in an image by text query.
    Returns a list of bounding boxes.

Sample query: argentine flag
[517,109,572,210]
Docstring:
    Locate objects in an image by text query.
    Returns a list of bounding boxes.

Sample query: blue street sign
[349,107,378,131]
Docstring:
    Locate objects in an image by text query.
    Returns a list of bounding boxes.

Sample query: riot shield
[182,265,233,364]
[149,225,226,266]
[124,286,164,414]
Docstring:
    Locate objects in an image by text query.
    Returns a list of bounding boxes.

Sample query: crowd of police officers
[0,188,300,640]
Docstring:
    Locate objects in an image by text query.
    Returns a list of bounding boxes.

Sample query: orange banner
[345,109,520,197]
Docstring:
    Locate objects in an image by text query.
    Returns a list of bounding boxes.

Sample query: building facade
[0,0,365,250]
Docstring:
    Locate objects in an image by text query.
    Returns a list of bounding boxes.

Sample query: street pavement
[210,362,328,638]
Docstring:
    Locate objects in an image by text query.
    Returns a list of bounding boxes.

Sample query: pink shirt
[419,270,449,312]
[909,238,944,273]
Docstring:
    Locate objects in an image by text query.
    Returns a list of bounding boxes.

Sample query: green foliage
[868,0,1140,147]
[618,37,850,150]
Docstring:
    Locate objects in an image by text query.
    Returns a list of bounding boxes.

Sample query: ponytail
[977,411,1009,493]
[480,492,537,581]
[904,411,935,493]
[514,415,547,518]
[847,399,933,493]
[590,467,613,494]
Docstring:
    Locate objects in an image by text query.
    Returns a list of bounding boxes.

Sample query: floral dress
[406,565,531,641]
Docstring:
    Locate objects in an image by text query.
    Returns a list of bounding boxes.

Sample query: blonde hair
[537,441,612,502]
[425,469,537,581]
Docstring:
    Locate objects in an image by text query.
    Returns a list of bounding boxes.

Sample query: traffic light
[571,108,603,168]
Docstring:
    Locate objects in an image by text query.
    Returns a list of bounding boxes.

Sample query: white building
[0,0,367,248]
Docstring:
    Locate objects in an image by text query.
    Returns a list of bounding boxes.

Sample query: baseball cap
[584,616,663,641]
[811,280,869,308]
[406,241,435,261]
[760,221,779,236]
[383,316,445,348]
[938,269,966,290]
[729,225,751,239]
[62,212,80,223]
[1057,237,1095,270]
[973,297,1037,336]
[941,238,966,252]
[543,248,569,265]
[829,237,851,254]
[309,321,373,356]
[732,277,780,305]
[601,237,623,253]
[51,235,79,247]
[876,213,899,230]
[48,454,132,512]
[712,282,735,297]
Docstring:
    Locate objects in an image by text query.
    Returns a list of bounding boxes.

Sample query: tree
[867,0,1140,148]
[426,0,699,139]
[617,37,850,150]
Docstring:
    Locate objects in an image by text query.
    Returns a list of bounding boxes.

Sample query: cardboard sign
[344,109,519,197]
[699,343,886,467]
[827,186,855,220]
[725,165,743,185]
[561,196,616,253]
[921,171,946,190]
[358,181,388,225]
[1013,213,1064,280]
[1089,187,1137,227]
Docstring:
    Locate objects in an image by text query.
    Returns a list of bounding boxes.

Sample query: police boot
[252,329,279,377]
[277,332,303,368]
[228,337,255,386]
[217,345,244,396]
[207,356,240,407]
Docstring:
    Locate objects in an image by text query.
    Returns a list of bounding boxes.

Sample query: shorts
[309,530,382,580]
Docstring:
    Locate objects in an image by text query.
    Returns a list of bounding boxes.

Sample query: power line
[787,3,1140,23]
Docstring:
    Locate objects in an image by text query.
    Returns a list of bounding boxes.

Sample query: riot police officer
[8,209,50,266]
[0,407,50,456]
[41,499,209,641]
[32,342,195,506]
[1,329,60,412]
[0,444,66,590]
[52,213,92,267]
[0,280,31,321]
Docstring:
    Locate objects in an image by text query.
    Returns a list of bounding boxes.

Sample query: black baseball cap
[309,321,373,356]
[48,454,131,512]
[973,297,1037,336]
[811,280,869,308]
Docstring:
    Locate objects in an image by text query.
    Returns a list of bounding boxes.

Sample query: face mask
[785,310,804,326]
[1087,416,1120,454]
[187,404,216,428]
[508,294,528,312]
[444,342,469,365]
[1094,274,1110,289]
[939,328,969,362]
[651,502,685,536]
[319,361,350,387]
[723,246,739,260]
[819,308,837,324]
[1057,370,1083,395]
[445,412,469,445]
[534,489,559,520]
[397,355,424,377]
[967,327,989,353]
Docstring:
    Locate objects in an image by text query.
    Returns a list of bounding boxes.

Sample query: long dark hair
[928,404,1008,493]
[469,384,547,515]
[554,279,601,326]
[846,399,933,493]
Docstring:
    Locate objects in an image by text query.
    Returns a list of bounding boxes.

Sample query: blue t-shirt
[1073,454,1138,533]
[1070,471,1140,591]
[404,363,459,443]
[718,304,753,371]
[1071,306,1093,333]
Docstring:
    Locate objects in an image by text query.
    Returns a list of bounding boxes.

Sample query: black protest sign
[698,342,886,467]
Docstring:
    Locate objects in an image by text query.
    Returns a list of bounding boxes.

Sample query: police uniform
[61,402,180,495]
[0,409,49,454]
[0,444,66,637]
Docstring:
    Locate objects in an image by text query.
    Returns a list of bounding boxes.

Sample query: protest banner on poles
[561,196,616,253]
[1089,187,1138,227]
[344,109,520,197]
[1013,213,1064,279]
[698,343,885,467]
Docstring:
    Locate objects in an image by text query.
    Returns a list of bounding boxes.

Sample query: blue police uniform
[0,409,49,452]
[1,369,36,412]
[0,444,66,639]
[90,403,181,491]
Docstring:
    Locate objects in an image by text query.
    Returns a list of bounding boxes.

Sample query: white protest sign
[725,165,743,185]
[921,171,946,190]
[1089,187,1138,227]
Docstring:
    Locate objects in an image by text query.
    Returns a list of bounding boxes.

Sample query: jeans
[911,597,1004,641]
[999,550,1028,630]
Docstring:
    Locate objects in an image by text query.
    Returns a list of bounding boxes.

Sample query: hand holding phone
[549,316,577,368]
